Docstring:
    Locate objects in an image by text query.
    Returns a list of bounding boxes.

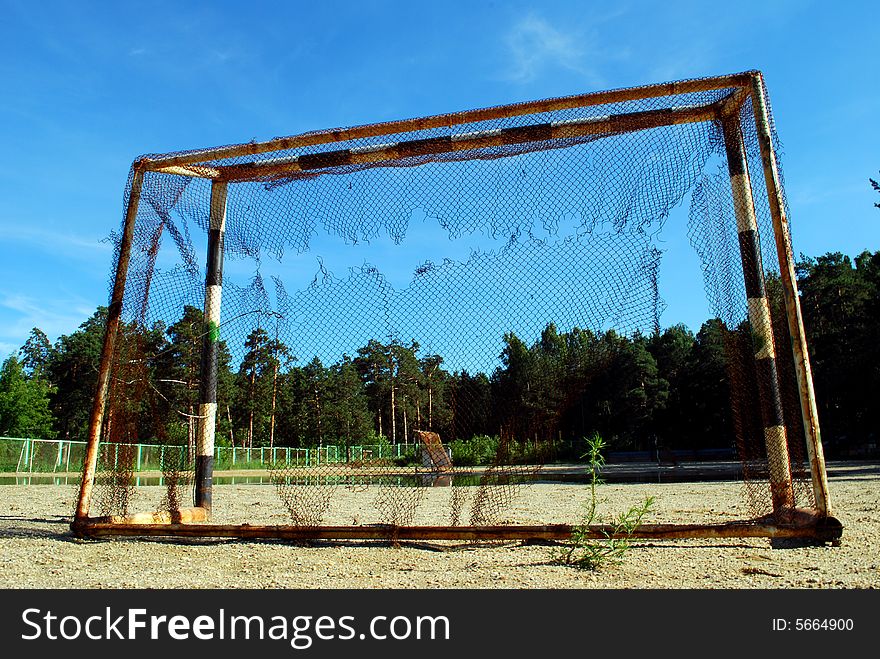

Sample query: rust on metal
[216,104,718,183]
[72,516,843,543]
[153,164,222,179]
[74,167,146,522]
[415,430,453,472]
[73,70,838,546]
[749,72,832,516]
[716,86,751,119]
[82,506,210,526]
[141,72,754,171]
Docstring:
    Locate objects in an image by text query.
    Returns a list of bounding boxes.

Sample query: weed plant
[551,434,654,570]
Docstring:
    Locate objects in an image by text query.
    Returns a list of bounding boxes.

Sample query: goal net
[73,70,838,543]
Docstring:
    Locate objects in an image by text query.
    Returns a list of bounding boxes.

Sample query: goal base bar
[71,514,842,543]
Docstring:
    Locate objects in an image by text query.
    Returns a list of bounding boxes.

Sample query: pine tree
[45,307,107,440]
[355,339,392,440]
[20,328,52,378]
[234,327,287,447]
[327,355,373,451]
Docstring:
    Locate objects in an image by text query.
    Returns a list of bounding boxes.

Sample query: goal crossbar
[142,71,755,171]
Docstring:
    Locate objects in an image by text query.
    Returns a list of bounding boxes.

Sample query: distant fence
[0,436,85,473]
[1,436,751,476]
[0,437,424,474]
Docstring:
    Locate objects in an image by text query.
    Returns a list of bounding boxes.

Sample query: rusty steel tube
[209,104,717,183]
[144,72,753,171]
[74,166,146,523]
[80,507,210,526]
[749,73,832,516]
[72,518,843,542]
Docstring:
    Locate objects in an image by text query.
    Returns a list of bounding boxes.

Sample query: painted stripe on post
[763,425,789,462]
[754,360,786,428]
[205,229,224,287]
[195,181,227,512]
[738,231,765,299]
[722,114,795,514]
[199,285,223,405]
[746,298,776,360]
[197,402,218,457]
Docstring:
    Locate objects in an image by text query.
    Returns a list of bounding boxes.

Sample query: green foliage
[448,370,491,439]
[645,320,732,450]
[352,338,428,445]
[233,326,290,448]
[372,432,393,453]
[796,251,879,452]
[45,307,106,440]
[20,328,51,377]
[4,248,876,456]
[447,435,500,466]
[0,356,57,439]
[551,434,654,570]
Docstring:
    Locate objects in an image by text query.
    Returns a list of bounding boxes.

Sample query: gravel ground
[1,464,877,589]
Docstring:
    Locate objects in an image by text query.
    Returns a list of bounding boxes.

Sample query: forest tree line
[0,249,877,456]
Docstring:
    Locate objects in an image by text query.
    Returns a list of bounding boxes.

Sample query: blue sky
[0,0,877,362]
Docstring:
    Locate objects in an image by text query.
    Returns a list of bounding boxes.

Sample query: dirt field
[1,464,877,589]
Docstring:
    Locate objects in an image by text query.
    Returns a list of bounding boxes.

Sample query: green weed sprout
[551,434,654,570]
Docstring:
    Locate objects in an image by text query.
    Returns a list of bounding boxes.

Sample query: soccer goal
[71,70,841,543]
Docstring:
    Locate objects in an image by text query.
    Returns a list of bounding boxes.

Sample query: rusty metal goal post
[72,70,841,544]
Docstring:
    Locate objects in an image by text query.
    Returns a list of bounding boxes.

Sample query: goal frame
[71,70,842,543]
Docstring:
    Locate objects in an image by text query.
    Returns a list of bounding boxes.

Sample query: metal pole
[214,104,718,183]
[146,72,754,171]
[74,165,145,523]
[195,180,228,513]
[749,73,832,516]
[74,518,843,543]
[720,114,795,514]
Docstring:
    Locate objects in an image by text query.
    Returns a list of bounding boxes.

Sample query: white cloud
[0,224,111,260]
[501,13,604,85]
[0,225,110,356]
[788,181,867,208]
[0,294,96,353]
[0,342,18,363]
[209,49,232,63]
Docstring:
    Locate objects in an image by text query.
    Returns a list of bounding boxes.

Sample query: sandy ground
[0,464,877,589]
